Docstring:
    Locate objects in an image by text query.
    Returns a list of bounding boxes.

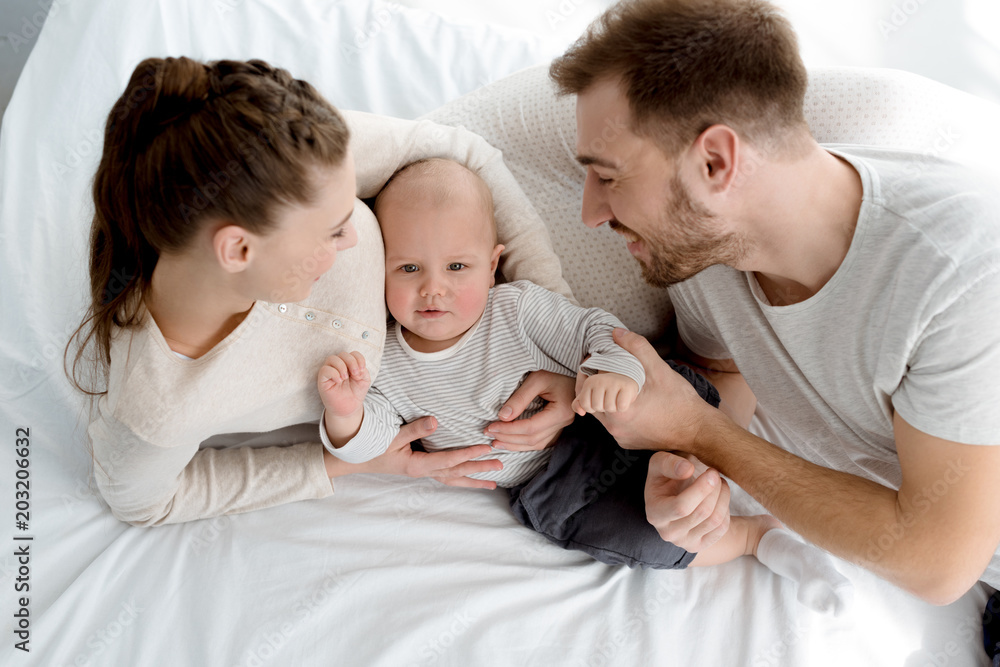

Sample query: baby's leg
[689,515,778,567]
[694,516,853,615]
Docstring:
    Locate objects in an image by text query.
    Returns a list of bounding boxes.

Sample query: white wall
[2,0,998,130]
[0,0,56,129]
[396,0,1000,103]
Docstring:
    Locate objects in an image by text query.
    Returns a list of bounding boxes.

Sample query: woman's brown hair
[65,56,350,394]
[549,0,809,157]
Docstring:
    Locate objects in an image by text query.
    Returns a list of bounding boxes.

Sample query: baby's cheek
[384,282,410,321]
[453,284,489,321]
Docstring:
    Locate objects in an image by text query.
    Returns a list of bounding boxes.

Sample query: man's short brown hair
[550,0,809,157]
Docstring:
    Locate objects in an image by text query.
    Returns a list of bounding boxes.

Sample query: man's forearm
[700,369,756,429]
[692,411,965,602]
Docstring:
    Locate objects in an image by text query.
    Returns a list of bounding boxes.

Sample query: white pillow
[423,64,1000,340]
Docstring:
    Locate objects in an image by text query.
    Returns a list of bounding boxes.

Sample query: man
[549,0,1000,653]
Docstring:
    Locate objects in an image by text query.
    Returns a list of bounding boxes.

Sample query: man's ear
[212,224,254,274]
[489,243,505,287]
[691,124,740,194]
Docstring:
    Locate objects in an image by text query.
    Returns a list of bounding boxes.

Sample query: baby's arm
[511,281,645,411]
[572,371,640,416]
[318,351,371,448]
[317,352,404,463]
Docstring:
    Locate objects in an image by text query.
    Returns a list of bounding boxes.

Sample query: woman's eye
[448,263,465,271]
[330,229,345,239]
[402,264,418,273]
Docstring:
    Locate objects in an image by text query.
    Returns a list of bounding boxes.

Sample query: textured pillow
[423,64,1000,340]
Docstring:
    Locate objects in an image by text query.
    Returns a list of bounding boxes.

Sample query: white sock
[755,529,854,616]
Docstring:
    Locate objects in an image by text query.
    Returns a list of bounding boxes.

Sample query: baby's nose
[419,275,447,297]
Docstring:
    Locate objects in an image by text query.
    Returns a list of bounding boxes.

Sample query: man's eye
[402,264,418,273]
[597,176,612,185]
[448,263,465,271]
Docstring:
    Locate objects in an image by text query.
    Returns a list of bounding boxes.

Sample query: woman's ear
[212,224,253,273]
[489,243,506,287]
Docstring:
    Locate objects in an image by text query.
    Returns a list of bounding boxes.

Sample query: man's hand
[483,370,576,451]
[571,371,639,415]
[595,328,715,453]
[327,416,503,489]
[644,451,731,552]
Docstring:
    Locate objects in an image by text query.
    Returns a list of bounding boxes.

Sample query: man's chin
[637,258,690,288]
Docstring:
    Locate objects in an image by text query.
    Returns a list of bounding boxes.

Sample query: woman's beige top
[89,110,572,526]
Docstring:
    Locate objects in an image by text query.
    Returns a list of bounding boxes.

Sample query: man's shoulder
[825,143,1000,215]
[828,144,1000,276]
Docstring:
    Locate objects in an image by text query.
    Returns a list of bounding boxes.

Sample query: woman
[67,56,574,526]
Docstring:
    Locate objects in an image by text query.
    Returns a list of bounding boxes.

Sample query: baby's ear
[489,244,505,285]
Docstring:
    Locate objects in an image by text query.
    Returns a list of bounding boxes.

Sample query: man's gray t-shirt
[668,144,1000,587]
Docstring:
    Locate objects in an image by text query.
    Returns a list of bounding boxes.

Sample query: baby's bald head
[374,158,497,247]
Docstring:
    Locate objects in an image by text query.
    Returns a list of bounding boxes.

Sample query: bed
[1,0,997,665]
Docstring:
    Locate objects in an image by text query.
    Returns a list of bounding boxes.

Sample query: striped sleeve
[512,281,646,389]
[320,386,402,463]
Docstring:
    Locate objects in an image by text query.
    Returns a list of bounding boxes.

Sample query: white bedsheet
[0,0,993,665]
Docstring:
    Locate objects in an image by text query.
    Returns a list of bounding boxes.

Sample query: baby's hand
[317,351,371,418]
[571,371,639,416]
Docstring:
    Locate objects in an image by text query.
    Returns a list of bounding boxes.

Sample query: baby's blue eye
[448,263,465,271]
[402,264,418,273]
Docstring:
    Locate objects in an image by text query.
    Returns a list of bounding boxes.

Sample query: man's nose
[581,169,612,229]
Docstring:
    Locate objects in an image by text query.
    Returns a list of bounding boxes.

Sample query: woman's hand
[325,416,503,489]
[482,370,576,451]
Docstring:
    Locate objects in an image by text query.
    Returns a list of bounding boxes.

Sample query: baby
[317,158,852,614]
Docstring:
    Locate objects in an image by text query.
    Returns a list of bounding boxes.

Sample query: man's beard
[630,174,750,287]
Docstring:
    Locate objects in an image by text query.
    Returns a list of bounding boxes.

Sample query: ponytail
[66,57,350,393]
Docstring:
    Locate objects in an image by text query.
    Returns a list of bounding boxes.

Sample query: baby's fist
[571,371,639,416]
[317,351,371,417]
